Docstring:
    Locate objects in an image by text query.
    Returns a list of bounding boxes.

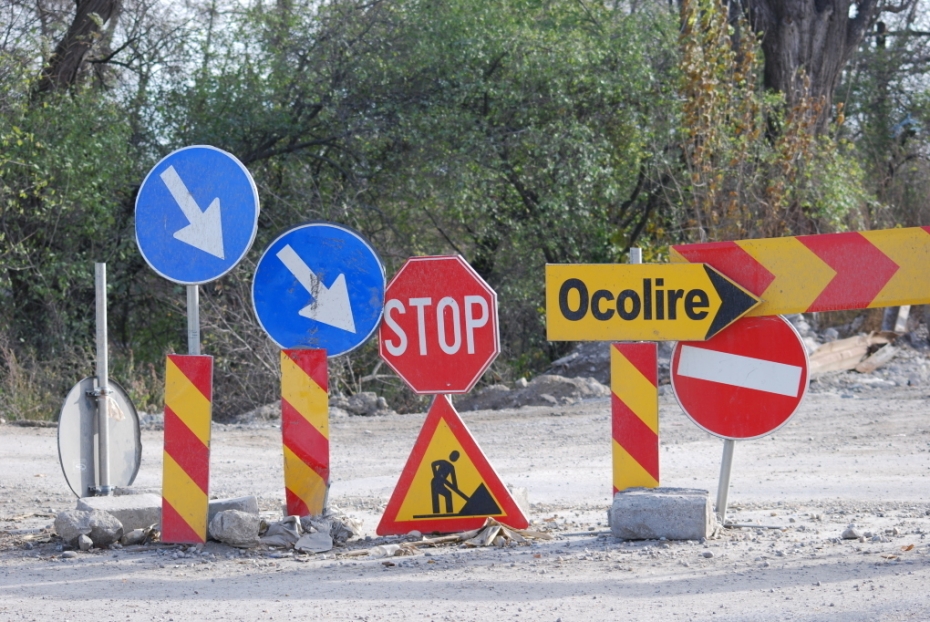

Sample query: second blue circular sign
[252,222,385,356]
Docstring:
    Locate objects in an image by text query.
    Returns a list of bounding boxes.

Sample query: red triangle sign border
[376,395,529,535]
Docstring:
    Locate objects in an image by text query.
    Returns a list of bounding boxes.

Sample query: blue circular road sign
[135,145,259,284]
[252,222,385,356]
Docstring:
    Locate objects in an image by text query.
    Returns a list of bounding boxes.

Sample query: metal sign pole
[94,263,112,496]
[187,285,201,356]
[629,247,642,265]
[716,438,735,526]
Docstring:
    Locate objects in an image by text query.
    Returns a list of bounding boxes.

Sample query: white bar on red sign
[676,345,803,398]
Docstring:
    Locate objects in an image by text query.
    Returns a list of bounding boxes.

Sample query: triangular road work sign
[377,395,529,535]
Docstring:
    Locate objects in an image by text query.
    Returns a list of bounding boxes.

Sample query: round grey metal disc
[57,378,141,497]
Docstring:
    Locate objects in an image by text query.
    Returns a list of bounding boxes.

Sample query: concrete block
[609,487,715,541]
[208,496,259,524]
[77,494,162,532]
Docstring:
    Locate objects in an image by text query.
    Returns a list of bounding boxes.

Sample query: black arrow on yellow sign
[545,263,760,342]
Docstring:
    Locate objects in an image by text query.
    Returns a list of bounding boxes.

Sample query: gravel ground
[2,356,930,621]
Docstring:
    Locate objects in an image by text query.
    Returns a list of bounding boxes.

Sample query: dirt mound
[454,374,610,411]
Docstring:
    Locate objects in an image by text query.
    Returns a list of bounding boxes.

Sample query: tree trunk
[34,0,120,95]
[742,0,878,132]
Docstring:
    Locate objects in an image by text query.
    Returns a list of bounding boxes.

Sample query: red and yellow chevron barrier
[671,226,930,316]
[611,343,659,493]
[281,349,329,517]
[162,355,212,544]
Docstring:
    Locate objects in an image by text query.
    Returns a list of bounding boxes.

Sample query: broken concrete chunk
[54,509,123,548]
[207,495,259,525]
[609,488,715,541]
[841,524,863,540]
[209,510,260,548]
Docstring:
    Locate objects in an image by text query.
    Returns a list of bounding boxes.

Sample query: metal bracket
[87,485,113,497]
[85,388,113,398]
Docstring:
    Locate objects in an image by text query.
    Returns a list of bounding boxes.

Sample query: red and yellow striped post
[162,355,213,544]
[611,343,659,494]
[281,349,329,516]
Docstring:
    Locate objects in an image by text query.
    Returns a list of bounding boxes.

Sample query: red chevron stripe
[285,488,312,517]
[168,355,212,401]
[798,231,899,312]
[613,343,657,387]
[673,241,775,297]
[164,406,209,494]
[282,398,330,481]
[284,349,327,392]
[161,499,204,544]
[611,393,659,482]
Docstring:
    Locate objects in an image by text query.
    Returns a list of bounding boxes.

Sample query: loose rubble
[455,374,610,411]
[53,509,123,548]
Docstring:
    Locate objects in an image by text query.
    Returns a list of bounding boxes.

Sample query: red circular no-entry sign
[671,315,809,440]
[379,256,500,394]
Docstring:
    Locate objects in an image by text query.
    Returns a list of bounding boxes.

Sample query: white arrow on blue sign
[135,145,259,284]
[252,222,385,356]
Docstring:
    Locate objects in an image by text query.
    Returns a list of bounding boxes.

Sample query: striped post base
[162,355,212,544]
[281,349,329,516]
[611,343,659,494]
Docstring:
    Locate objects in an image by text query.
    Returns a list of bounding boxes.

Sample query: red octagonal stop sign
[379,256,500,394]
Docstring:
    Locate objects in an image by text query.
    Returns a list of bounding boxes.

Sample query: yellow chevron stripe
[162,452,208,539]
[860,228,930,308]
[668,247,687,264]
[611,347,658,434]
[281,353,329,440]
[612,439,659,491]
[737,237,836,316]
[283,445,327,515]
[165,358,211,446]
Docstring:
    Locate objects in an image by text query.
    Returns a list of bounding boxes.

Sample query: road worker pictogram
[377,395,527,535]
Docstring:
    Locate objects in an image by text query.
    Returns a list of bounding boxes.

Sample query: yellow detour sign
[546,264,759,342]
[377,396,528,535]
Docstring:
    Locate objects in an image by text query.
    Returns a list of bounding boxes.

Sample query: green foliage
[147,0,680,410]
[4,0,919,420]
[675,0,871,241]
